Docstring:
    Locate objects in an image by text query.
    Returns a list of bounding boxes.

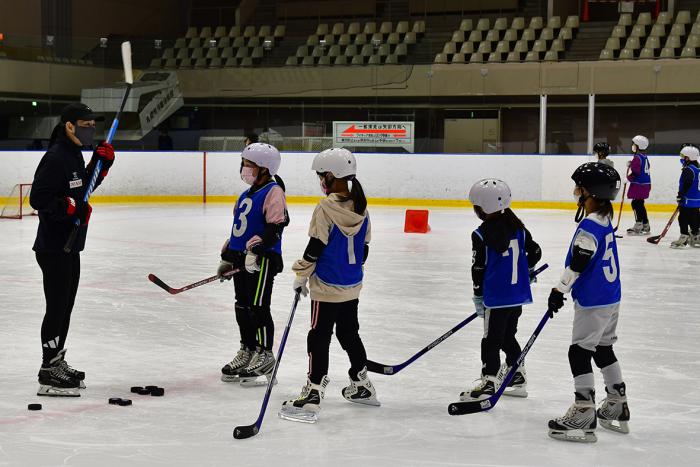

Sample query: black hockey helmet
[593,142,611,157]
[571,162,621,201]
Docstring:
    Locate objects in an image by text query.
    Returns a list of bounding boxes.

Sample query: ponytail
[274,174,286,192]
[596,200,614,219]
[48,123,63,148]
[502,208,525,232]
[348,177,367,215]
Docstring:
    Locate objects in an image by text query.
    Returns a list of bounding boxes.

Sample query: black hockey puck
[130,386,144,394]
[136,388,151,395]
[117,399,132,406]
[108,398,122,405]
[150,387,165,397]
[28,403,42,411]
[145,385,158,392]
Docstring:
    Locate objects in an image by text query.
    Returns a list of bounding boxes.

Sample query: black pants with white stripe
[232,254,279,351]
[36,252,80,365]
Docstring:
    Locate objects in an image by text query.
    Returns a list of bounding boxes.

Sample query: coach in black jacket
[29,103,115,396]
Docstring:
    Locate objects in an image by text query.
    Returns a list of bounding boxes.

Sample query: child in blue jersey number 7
[279,148,379,424]
[217,143,289,387]
[547,162,630,443]
[462,179,542,402]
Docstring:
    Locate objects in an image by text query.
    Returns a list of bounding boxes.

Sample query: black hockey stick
[647,207,680,244]
[234,291,301,440]
[367,263,549,376]
[147,269,240,295]
[448,308,551,416]
[64,42,133,253]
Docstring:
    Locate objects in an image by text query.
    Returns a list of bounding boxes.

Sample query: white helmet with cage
[312,148,357,179]
[632,135,649,151]
[241,142,281,176]
[468,178,512,214]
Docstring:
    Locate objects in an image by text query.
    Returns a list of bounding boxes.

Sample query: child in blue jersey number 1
[671,144,700,248]
[217,143,289,387]
[461,179,542,402]
[279,148,379,424]
[547,162,630,443]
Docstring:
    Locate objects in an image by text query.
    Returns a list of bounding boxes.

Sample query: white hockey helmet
[468,178,512,214]
[681,145,700,161]
[312,148,357,179]
[241,142,281,176]
[632,135,649,150]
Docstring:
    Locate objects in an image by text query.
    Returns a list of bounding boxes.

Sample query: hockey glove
[472,296,486,318]
[677,195,685,206]
[245,252,260,274]
[547,288,566,318]
[65,197,91,225]
[94,141,115,175]
[217,260,235,281]
[293,274,309,297]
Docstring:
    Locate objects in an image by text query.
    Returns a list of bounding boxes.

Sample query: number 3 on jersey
[602,232,618,283]
[232,198,253,237]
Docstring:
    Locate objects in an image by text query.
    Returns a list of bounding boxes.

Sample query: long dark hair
[338,177,367,215]
[502,208,525,231]
[594,199,614,219]
[274,174,286,192]
[48,123,63,148]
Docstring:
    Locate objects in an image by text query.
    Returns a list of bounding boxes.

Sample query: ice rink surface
[1,204,699,467]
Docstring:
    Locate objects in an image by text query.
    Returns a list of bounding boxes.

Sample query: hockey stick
[147,269,240,295]
[64,41,133,253]
[613,182,628,238]
[234,291,301,440]
[367,263,549,376]
[647,207,680,245]
[448,308,551,416]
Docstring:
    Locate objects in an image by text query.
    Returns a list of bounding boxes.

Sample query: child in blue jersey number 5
[217,143,289,387]
[547,162,630,443]
[462,179,542,402]
[279,148,379,424]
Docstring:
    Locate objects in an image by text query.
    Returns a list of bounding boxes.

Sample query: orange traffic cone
[404,209,430,233]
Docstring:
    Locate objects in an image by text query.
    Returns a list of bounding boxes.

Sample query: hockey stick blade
[147,269,238,294]
[646,207,680,245]
[233,424,259,440]
[448,309,551,416]
[367,264,549,375]
[646,235,661,244]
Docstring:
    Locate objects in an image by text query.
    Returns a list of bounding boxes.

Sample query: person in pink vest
[626,135,652,235]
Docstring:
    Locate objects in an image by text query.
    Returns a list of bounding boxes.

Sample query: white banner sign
[333,121,414,153]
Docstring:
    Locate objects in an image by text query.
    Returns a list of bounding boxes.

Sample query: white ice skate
[626,222,644,236]
[670,234,690,249]
[691,234,700,248]
[342,367,380,406]
[279,376,330,424]
[239,349,277,388]
[459,375,497,402]
[597,383,630,434]
[497,364,528,398]
[548,392,597,443]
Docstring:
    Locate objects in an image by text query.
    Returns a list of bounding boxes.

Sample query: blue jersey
[681,165,700,208]
[631,153,651,185]
[228,182,282,254]
[476,228,533,309]
[565,216,621,308]
[315,217,369,287]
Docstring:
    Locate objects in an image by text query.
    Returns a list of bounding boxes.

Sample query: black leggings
[36,252,80,365]
[481,306,522,377]
[307,299,367,384]
[631,199,648,224]
[232,255,277,351]
[678,206,700,235]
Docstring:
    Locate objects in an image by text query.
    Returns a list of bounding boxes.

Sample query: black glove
[677,195,685,206]
[547,288,566,318]
[221,249,245,269]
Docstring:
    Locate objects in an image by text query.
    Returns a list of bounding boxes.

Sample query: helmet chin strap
[575,195,588,223]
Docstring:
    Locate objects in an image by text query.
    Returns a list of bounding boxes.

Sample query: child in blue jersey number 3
[547,162,630,443]
[217,143,289,387]
[462,179,542,402]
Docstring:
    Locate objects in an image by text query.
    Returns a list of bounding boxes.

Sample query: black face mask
[74,125,95,147]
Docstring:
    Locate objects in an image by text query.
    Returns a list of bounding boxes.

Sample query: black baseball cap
[60,103,105,123]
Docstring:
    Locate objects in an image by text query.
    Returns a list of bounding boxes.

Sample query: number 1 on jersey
[502,239,520,285]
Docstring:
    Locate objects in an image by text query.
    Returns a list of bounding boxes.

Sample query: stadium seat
[218,37,231,48]
[176,48,189,60]
[544,50,558,61]
[235,47,249,59]
[638,47,655,59]
[318,55,331,66]
[162,48,175,59]
[164,58,178,68]
[360,44,373,56]
[329,45,341,57]
[403,32,417,44]
[443,42,457,54]
[468,30,483,42]
[380,22,393,35]
[686,34,700,48]
[477,19,490,31]
[513,40,528,54]
[371,33,383,44]
[199,27,212,39]
[656,12,672,26]
[258,26,271,38]
[676,10,692,25]
[540,28,554,41]
[251,47,263,60]
[460,19,474,32]
[179,58,192,68]
[316,24,329,36]
[194,58,207,68]
[351,55,365,65]
[228,26,241,38]
[666,35,682,49]
[630,25,646,38]
[696,12,700,24]
[637,13,652,27]
[644,36,661,51]
[185,27,197,39]
[348,23,361,36]
[285,56,298,66]
[191,48,204,59]
[618,14,632,27]
[495,41,509,54]
[532,40,547,53]
[670,24,687,37]
[243,26,256,38]
[302,56,315,66]
[524,51,539,62]
[451,52,466,63]
[470,53,484,63]
[322,34,336,45]
[209,57,222,68]
[485,30,501,42]
[488,52,502,63]
[221,48,235,59]
[368,54,382,65]
[511,17,525,31]
[395,43,408,56]
[477,41,492,53]
[460,42,475,54]
[296,45,308,57]
[233,37,246,48]
[494,18,508,32]
[274,25,286,38]
[547,16,561,31]
[650,24,667,38]
[565,16,580,29]
[659,47,675,58]
[680,46,696,58]
[559,27,573,41]
[612,26,627,39]
[413,20,426,35]
[354,33,367,45]
[248,37,260,47]
[224,57,238,67]
[334,55,348,65]
[618,48,634,60]
[385,54,399,64]
[386,31,401,45]
[452,30,465,43]
[624,36,641,51]
[692,24,700,35]
[521,29,536,43]
[550,39,565,52]
[506,51,521,62]
[344,45,358,57]
[529,17,544,30]
[332,23,344,36]
[434,53,448,64]
[396,21,409,35]
[214,26,227,39]
[307,35,319,46]
[378,44,391,56]
[174,38,187,49]
[503,29,518,43]
[364,22,377,35]
[599,49,614,60]
[338,34,351,46]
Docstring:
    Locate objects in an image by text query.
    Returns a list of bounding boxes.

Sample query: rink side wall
[0,151,680,210]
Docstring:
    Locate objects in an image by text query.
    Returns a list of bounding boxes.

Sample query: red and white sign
[333,121,414,153]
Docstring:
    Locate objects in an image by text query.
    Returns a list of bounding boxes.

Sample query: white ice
[1,204,699,467]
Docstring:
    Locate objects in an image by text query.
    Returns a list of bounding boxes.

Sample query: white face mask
[240,167,257,185]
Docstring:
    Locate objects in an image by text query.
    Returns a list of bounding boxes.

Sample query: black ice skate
[56,349,86,389]
[597,383,630,434]
[37,354,81,397]
[279,376,330,424]
[342,367,380,406]
[239,348,277,388]
[497,363,528,398]
[548,391,597,443]
[459,375,497,402]
[221,345,253,382]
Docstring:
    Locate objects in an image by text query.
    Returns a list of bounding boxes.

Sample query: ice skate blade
[670,244,689,249]
[501,387,528,398]
[458,393,490,402]
[548,429,597,443]
[221,374,243,383]
[344,397,381,407]
[240,376,277,388]
[278,407,318,424]
[79,381,86,389]
[599,419,630,434]
[37,385,80,397]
